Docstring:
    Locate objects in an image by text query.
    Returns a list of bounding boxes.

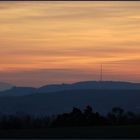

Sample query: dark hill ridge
[38,81,140,93]
[0,82,13,92]
[0,89,140,116]
[0,86,36,97]
[1,81,140,97]
[0,81,140,116]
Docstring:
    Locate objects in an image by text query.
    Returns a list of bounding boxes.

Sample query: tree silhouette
[0,106,139,129]
[108,107,127,125]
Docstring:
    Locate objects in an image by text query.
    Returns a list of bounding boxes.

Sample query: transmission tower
[100,64,103,82]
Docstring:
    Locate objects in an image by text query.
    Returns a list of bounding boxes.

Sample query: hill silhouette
[0,82,13,92]
[0,90,140,115]
[0,81,140,116]
[1,81,140,96]
[38,81,140,93]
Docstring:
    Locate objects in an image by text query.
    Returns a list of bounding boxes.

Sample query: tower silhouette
[100,64,103,82]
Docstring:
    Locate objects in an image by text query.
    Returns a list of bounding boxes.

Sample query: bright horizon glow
[0,1,140,87]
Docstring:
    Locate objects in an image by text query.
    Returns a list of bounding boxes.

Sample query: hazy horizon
[0,1,140,87]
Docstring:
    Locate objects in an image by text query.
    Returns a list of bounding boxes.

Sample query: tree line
[0,106,140,129]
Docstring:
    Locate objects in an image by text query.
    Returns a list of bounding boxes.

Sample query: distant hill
[0,81,140,116]
[38,81,140,93]
[0,81,140,96]
[0,86,36,97]
[0,89,140,116]
[0,82,13,91]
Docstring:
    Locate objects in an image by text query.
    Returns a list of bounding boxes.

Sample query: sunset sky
[0,1,140,87]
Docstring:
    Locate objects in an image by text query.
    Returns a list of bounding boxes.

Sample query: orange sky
[0,1,140,87]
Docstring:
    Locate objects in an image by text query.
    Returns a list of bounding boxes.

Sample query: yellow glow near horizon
[0,1,140,86]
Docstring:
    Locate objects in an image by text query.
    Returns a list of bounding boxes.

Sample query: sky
[0,1,140,87]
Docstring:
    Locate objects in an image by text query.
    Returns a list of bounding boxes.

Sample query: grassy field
[0,125,140,138]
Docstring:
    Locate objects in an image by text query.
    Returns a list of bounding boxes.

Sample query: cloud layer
[0,1,140,86]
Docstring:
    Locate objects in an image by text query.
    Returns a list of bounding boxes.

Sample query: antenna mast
[100,64,103,82]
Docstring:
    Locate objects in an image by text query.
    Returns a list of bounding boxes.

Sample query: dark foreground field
[0,125,140,139]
